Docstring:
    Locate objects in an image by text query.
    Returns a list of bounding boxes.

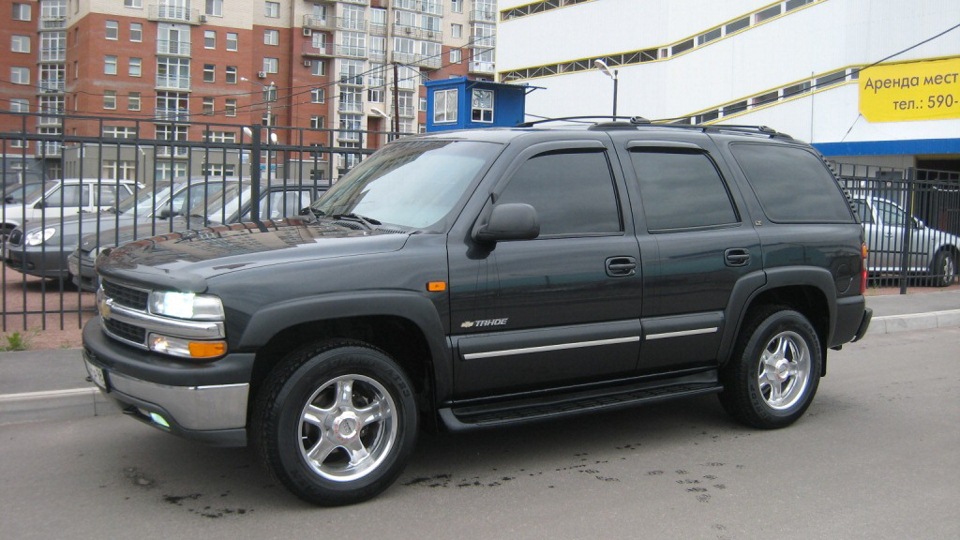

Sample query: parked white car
[1,178,140,238]
[852,197,959,287]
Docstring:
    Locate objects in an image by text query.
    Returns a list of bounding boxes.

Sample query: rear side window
[731,143,854,223]
[629,149,738,232]
[497,149,622,236]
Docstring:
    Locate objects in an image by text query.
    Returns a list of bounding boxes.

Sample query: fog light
[149,412,170,428]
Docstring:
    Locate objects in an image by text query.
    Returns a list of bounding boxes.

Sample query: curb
[2,310,958,427]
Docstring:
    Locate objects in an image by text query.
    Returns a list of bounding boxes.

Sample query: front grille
[7,229,23,246]
[102,279,149,310]
[104,318,147,344]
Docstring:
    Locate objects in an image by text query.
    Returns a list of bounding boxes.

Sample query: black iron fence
[833,163,959,291]
[1,112,398,335]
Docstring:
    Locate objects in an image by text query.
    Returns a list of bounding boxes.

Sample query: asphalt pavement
[1,289,958,426]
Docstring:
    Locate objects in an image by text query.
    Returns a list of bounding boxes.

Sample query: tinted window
[497,150,621,236]
[45,185,89,207]
[731,144,854,223]
[629,150,738,231]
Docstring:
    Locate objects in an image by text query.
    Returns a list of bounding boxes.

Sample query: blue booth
[424,77,529,132]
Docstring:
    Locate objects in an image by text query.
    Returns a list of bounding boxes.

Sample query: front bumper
[82,318,254,447]
[2,242,69,279]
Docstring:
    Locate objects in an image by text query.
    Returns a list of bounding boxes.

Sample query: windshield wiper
[332,213,381,230]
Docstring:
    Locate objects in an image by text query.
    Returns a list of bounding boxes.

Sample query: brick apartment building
[1,0,497,183]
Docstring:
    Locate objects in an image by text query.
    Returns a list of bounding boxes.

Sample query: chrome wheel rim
[757,331,811,411]
[941,255,956,284]
[298,374,398,482]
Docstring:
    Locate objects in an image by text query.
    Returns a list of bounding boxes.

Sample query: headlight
[149,291,224,320]
[25,228,56,246]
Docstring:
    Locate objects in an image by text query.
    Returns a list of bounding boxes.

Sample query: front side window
[497,150,622,236]
[630,149,738,231]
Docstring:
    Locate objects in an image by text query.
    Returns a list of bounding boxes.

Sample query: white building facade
[496,0,960,170]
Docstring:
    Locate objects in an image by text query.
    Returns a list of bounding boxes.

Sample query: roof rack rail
[516,116,650,128]
[705,124,794,139]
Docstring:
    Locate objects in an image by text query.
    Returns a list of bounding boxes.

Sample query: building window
[123,0,142,8]
[102,126,137,139]
[104,56,117,75]
[263,57,279,73]
[310,116,324,129]
[104,90,117,110]
[311,88,325,103]
[11,67,30,85]
[130,23,142,42]
[203,64,216,83]
[12,3,32,21]
[10,99,29,113]
[225,66,237,84]
[472,89,494,123]
[311,61,326,77]
[202,97,215,115]
[11,35,30,53]
[204,30,216,49]
[106,20,119,40]
[129,57,142,77]
[201,164,235,177]
[451,0,463,13]
[450,49,461,64]
[451,24,462,39]
[225,98,236,116]
[264,29,279,46]
[225,32,238,51]
[128,92,141,111]
[265,1,280,18]
[205,0,223,17]
[434,88,457,123]
[368,87,384,103]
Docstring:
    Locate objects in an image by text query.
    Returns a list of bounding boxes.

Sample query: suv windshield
[310,140,500,229]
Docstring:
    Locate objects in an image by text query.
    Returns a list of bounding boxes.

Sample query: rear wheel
[720,307,821,429]
[930,250,957,287]
[253,341,418,506]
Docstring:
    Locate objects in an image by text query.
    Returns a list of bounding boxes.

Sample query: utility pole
[392,62,401,136]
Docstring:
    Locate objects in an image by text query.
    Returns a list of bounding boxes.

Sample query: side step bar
[439,375,723,432]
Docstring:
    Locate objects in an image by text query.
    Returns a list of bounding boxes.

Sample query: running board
[439,374,722,432]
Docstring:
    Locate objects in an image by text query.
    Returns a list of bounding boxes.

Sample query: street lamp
[240,76,277,129]
[593,60,619,120]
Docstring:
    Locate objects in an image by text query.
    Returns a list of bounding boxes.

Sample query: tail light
[860,242,868,294]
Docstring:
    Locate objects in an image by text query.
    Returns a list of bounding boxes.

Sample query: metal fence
[1,112,398,336]
[833,163,960,292]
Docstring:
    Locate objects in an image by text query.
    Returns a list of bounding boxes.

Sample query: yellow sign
[859,57,960,122]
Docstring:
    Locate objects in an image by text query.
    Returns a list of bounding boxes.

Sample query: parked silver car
[852,197,959,287]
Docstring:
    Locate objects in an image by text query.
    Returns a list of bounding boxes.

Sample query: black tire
[930,250,957,288]
[719,307,821,429]
[252,340,418,506]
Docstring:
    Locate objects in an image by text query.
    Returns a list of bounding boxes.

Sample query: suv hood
[97,218,409,290]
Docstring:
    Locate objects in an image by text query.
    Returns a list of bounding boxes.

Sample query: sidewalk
[1,289,958,426]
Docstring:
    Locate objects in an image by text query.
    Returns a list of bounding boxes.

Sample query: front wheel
[253,341,418,506]
[719,307,821,429]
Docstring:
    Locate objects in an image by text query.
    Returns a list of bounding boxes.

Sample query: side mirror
[4,196,15,204]
[474,203,540,243]
[913,217,924,229]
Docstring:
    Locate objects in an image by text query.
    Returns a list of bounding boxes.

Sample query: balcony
[37,114,62,127]
[470,9,496,23]
[38,81,65,93]
[336,16,367,31]
[148,4,201,25]
[302,43,333,57]
[154,108,190,122]
[394,51,441,70]
[39,47,66,63]
[334,45,366,59]
[369,50,386,63]
[303,15,335,32]
[369,23,386,36]
[393,24,442,41]
[469,61,496,75]
[157,39,191,56]
[337,130,362,143]
[339,74,364,87]
[156,76,191,91]
[40,15,67,30]
[338,101,363,114]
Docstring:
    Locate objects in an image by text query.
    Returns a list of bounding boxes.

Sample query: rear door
[615,137,762,374]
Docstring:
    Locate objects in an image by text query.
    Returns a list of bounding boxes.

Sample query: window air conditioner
[199,14,207,23]
[257,71,267,79]
[302,27,312,37]
[303,59,312,67]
